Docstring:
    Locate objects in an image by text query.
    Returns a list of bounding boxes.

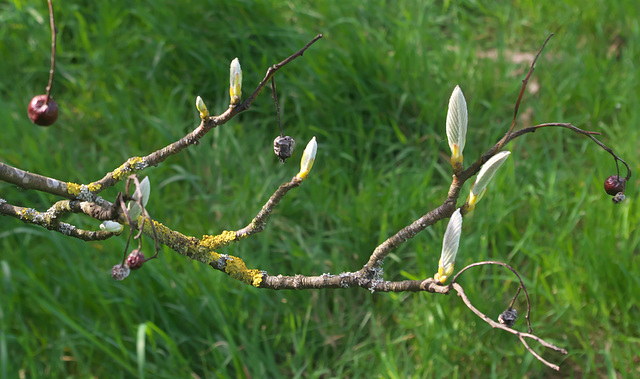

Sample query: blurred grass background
[1,0,638,377]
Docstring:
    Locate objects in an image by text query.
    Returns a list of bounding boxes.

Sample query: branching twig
[0,35,324,200]
[504,34,553,137]
[1,29,632,372]
[0,200,117,241]
[453,260,533,333]
[235,176,303,239]
[451,283,567,371]
[237,34,323,114]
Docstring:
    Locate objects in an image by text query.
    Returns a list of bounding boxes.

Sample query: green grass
[1,0,639,377]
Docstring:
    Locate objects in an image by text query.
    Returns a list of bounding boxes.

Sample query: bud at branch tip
[296,136,317,180]
[446,85,468,172]
[230,58,242,105]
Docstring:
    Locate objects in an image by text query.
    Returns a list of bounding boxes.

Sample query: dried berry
[274,135,296,163]
[111,264,130,281]
[612,192,626,204]
[28,94,58,126]
[498,308,518,327]
[126,249,146,270]
[604,175,626,196]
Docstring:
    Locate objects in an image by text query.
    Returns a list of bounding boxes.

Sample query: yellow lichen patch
[87,182,101,192]
[201,230,237,250]
[252,272,263,287]
[19,208,34,221]
[113,156,145,180]
[66,182,82,196]
[224,256,263,287]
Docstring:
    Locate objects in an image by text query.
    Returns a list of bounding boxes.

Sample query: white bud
[100,220,123,233]
[196,96,209,119]
[296,137,317,180]
[468,151,511,210]
[229,58,242,105]
[127,177,151,220]
[434,208,463,284]
[446,85,468,171]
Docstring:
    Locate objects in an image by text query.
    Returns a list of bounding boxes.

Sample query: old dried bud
[498,308,518,327]
[111,264,130,281]
[274,135,296,163]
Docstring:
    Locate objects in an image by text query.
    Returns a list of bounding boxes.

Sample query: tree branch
[451,283,567,371]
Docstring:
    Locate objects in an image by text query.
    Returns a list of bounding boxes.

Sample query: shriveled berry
[604,175,625,196]
[126,249,146,270]
[28,94,59,126]
[273,135,295,163]
[111,264,130,280]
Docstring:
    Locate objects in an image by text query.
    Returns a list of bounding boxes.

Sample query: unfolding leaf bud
[126,249,146,270]
[466,151,511,212]
[604,175,626,196]
[296,136,317,180]
[127,176,151,220]
[196,96,209,119]
[274,135,296,163]
[434,208,463,284]
[100,220,123,233]
[229,58,242,105]
[446,85,468,172]
[111,264,130,281]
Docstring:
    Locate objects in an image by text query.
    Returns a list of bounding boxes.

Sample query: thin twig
[519,335,561,371]
[452,283,567,371]
[452,261,533,333]
[235,176,303,239]
[45,0,57,104]
[271,77,283,137]
[505,33,553,136]
[507,122,631,180]
[238,34,323,112]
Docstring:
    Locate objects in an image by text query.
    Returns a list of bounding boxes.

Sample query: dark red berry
[28,94,58,126]
[126,249,146,270]
[604,175,626,196]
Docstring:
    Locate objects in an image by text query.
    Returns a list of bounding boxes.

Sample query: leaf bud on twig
[296,137,317,180]
[229,57,242,105]
[466,151,511,212]
[100,220,123,233]
[196,96,209,119]
[434,208,463,284]
[127,176,151,220]
[446,85,468,173]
